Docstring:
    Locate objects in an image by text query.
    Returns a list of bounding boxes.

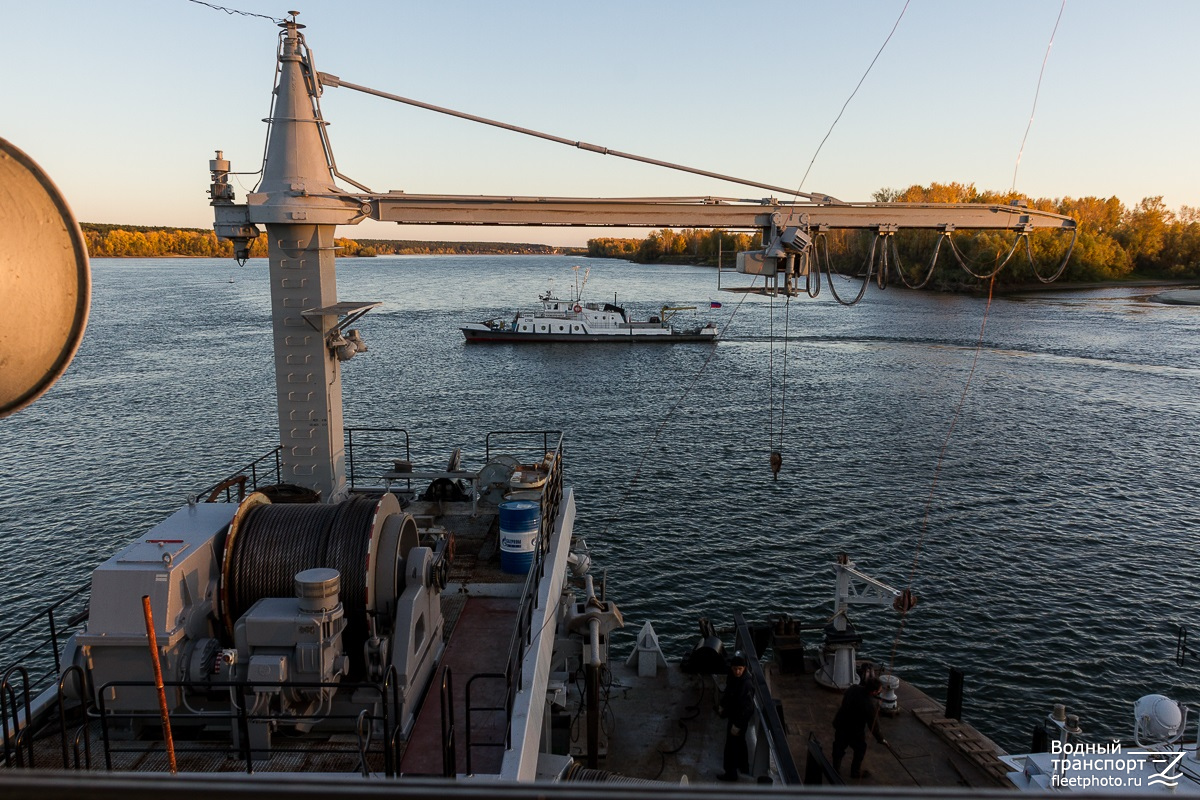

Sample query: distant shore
[995,278,1200,304]
[1000,278,1199,293]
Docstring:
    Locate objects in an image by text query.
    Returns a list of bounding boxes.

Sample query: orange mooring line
[141,594,178,774]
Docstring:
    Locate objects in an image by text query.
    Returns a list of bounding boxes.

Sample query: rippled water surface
[3,255,1200,752]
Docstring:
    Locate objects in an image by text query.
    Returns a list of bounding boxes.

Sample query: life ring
[573,304,582,313]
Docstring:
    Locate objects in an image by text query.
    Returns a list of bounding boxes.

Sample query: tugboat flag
[709,301,722,309]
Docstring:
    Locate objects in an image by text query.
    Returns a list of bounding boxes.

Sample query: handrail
[0,585,89,669]
[92,676,396,774]
[194,446,283,502]
[56,664,91,769]
[464,672,508,775]
[1,665,33,768]
[804,731,845,785]
[440,667,456,777]
[345,427,411,492]
[733,612,802,785]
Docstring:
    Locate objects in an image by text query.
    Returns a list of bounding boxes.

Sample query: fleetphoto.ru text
[1050,740,1185,789]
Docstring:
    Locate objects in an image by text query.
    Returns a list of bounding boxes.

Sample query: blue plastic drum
[498,500,540,574]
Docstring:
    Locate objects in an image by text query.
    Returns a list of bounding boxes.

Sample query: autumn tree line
[78,182,1200,291]
[80,223,574,259]
[587,183,1200,289]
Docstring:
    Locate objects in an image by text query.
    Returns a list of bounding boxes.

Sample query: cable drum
[324,496,379,675]
[222,493,403,680]
[223,501,336,632]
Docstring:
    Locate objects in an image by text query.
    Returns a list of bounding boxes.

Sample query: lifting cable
[768,290,776,468]
[598,280,760,539]
[888,275,998,674]
[766,291,793,480]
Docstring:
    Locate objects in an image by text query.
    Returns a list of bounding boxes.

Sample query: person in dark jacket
[832,676,887,778]
[717,655,755,781]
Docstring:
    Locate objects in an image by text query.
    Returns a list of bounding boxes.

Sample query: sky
[2,0,1198,247]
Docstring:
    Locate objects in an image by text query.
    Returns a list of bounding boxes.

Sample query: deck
[600,646,1010,788]
[767,659,1010,788]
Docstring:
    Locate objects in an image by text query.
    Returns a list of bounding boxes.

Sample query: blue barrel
[499,500,539,574]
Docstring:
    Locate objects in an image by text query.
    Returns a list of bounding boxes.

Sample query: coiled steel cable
[224,498,381,678]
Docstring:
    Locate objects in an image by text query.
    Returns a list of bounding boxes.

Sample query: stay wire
[1012,0,1066,192]
[888,275,997,673]
[794,0,911,195]
[186,0,285,23]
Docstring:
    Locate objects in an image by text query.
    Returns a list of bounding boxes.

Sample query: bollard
[945,667,964,721]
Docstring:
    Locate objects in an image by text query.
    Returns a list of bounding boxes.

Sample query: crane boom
[362,193,1073,232]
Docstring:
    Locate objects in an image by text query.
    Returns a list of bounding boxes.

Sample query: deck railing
[86,677,401,775]
[194,447,283,502]
[733,612,802,785]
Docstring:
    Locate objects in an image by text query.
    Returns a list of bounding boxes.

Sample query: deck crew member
[717,654,754,781]
[832,676,887,779]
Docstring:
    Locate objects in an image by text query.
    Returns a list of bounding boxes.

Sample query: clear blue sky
[3,0,1197,246]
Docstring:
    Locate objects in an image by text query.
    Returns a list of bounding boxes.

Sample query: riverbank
[996,278,1200,304]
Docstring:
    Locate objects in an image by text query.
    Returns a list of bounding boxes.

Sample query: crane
[209,16,1076,502]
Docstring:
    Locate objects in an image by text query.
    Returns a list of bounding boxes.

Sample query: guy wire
[1012,0,1067,192]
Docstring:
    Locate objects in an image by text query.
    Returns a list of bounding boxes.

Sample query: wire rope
[794,0,911,196]
[888,276,997,673]
[778,295,792,454]
[768,289,776,458]
[1012,0,1067,192]
[224,497,385,679]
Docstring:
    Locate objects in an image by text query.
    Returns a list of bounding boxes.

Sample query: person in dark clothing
[832,676,887,779]
[717,655,755,781]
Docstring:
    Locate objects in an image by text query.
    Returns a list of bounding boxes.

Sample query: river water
[3,254,1199,753]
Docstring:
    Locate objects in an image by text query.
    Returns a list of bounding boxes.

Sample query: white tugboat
[461,291,718,344]
[462,266,718,343]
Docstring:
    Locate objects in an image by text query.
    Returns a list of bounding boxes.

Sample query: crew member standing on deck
[717,654,755,781]
[832,676,887,779]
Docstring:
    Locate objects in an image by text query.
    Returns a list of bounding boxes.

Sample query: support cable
[1012,0,1067,192]
[319,74,838,204]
